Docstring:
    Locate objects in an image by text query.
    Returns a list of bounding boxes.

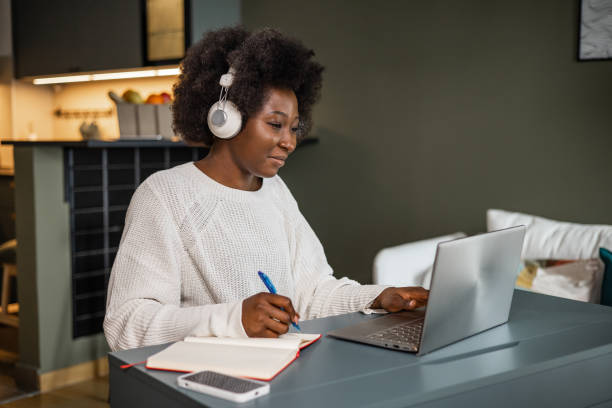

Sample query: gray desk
[108,290,612,407]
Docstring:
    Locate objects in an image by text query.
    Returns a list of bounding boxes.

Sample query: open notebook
[146,333,321,381]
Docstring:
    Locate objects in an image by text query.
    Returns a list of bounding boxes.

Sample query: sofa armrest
[373,232,466,289]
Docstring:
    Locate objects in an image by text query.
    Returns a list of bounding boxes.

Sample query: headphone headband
[219,67,236,87]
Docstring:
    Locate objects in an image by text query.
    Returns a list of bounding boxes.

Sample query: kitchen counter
[2,137,188,148]
[1,136,318,148]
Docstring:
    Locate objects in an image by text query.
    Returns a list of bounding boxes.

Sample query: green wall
[243,0,612,284]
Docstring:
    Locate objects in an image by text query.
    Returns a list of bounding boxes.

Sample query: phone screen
[182,371,263,393]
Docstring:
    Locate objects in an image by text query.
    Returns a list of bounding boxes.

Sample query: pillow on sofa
[530,259,604,304]
[487,209,612,260]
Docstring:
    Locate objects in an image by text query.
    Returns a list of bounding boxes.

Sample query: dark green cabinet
[11,0,241,78]
[12,0,143,77]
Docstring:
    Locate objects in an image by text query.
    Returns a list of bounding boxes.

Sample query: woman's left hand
[370,287,429,312]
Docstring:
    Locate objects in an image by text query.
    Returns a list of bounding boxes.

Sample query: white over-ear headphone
[207,67,242,139]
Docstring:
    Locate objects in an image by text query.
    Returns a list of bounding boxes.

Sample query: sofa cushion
[487,209,612,260]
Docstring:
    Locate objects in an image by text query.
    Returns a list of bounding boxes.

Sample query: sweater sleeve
[103,182,247,351]
[274,179,387,319]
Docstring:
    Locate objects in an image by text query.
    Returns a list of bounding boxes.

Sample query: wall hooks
[53,108,114,119]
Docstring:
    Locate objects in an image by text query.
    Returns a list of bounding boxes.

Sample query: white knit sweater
[103,162,386,351]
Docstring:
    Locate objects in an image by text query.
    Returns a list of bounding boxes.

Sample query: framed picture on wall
[579,0,612,60]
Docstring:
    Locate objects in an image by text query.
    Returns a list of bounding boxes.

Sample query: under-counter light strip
[32,68,181,85]
[35,74,92,84]
[92,70,157,81]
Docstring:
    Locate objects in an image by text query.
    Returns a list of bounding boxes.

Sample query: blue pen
[257,271,301,331]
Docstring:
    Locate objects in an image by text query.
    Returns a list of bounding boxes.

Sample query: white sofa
[372,209,612,304]
[372,232,466,289]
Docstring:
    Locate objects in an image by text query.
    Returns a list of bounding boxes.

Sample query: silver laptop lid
[417,226,526,356]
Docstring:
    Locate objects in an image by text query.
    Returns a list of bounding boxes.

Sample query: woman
[103,27,428,351]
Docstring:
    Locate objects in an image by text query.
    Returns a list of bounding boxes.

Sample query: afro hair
[172,26,324,146]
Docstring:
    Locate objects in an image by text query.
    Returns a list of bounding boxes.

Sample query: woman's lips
[269,156,287,166]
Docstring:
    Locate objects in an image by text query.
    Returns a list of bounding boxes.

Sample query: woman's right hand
[241,293,300,338]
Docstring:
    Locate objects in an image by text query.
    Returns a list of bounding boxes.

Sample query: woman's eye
[291,127,299,133]
[267,122,282,129]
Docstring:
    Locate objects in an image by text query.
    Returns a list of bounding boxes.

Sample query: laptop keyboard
[366,318,424,351]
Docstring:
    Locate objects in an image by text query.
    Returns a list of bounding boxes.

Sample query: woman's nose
[279,131,296,153]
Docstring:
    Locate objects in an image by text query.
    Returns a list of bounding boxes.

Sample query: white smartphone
[177,370,270,403]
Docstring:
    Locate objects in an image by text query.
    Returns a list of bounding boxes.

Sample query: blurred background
[0,0,611,405]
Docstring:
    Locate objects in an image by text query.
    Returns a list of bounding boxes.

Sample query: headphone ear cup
[207,100,242,139]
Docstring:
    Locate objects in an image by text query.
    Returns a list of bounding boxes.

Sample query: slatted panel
[66,145,207,338]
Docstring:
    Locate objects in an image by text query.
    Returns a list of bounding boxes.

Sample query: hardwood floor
[0,323,110,407]
[1,321,109,407]
[1,376,109,408]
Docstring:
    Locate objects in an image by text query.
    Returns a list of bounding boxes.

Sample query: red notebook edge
[145,350,298,382]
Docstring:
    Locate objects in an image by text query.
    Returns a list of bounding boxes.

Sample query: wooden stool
[0,239,18,327]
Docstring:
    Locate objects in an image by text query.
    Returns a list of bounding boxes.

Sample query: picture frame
[579,0,612,60]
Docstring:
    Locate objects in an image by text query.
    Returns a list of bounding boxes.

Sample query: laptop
[327,226,526,356]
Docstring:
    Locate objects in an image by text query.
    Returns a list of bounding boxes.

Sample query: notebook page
[280,333,322,348]
[184,333,321,350]
[146,341,298,380]
[184,336,301,350]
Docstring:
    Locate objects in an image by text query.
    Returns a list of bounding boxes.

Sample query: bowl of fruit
[110,89,174,140]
